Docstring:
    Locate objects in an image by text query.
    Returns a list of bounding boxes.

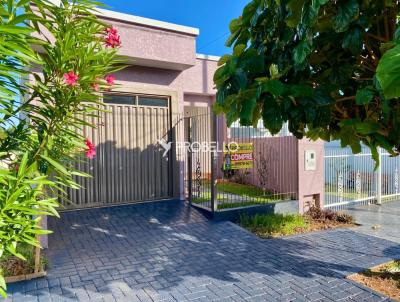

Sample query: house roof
[196,54,220,62]
[46,0,199,36]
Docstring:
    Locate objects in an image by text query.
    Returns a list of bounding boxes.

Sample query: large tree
[214,0,400,161]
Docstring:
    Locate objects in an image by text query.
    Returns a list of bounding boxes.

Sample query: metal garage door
[65,93,172,209]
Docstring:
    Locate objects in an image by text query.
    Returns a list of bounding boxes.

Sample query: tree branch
[335,96,356,103]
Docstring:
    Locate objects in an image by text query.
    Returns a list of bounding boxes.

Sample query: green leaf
[286,0,305,28]
[332,0,359,32]
[290,84,313,97]
[262,80,285,97]
[350,141,362,154]
[356,88,374,105]
[355,121,379,135]
[376,45,400,99]
[262,96,283,134]
[229,17,242,33]
[233,44,246,56]
[293,40,311,65]
[26,229,53,235]
[370,146,380,170]
[342,26,362,54]
[17,153,29,178]
[0,25,35,34]
[40,155,70,175]
[71,170,92,177]
[6,245,26,260]
[394,26,400,43]
[218,54,231,66]
[239,91,257,125]
[269,64,279,78]
[225,31,240,47]
[0,275,6,298]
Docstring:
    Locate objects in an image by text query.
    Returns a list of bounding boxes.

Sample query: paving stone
[7,200,400,301]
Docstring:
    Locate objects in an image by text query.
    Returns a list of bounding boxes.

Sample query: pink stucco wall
[217,136,298,198]
[245,136,299,198]
[106,18,197,70]
[182,59,218,95]
[297,139,325,213]
[184,94,214,108]
[113,58,217,95]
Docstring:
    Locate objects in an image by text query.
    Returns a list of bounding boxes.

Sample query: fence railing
[324,145,400,210]
[184,112,400,213]
[186,111,298,212]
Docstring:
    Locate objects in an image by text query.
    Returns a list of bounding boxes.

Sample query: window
[103,94,169,107]
[138,96,168,107]
[103,94,135,105]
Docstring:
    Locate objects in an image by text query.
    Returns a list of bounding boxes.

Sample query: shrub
[306,206,354,224]
[336,212,355,224]
[240,213,308,237]
[385,260,400,273]
[306,206,337,221]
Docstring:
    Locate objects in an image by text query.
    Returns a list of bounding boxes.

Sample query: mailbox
[305,150,317,171]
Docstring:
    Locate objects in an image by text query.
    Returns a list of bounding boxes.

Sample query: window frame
[103,93,170,108]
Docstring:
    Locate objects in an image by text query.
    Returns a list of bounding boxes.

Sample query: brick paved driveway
[346,200,400,243]
[6,200,400,301]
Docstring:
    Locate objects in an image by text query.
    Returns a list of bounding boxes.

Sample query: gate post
[210,150,217,212]
[187,118,193,205]
[210,112,218,212]
[376,147,382,205]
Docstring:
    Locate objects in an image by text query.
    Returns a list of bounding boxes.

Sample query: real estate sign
[223,142,254,170]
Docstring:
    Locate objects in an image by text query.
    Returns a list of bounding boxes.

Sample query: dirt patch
[348,261,400,301]
[307,217,355,231]
[0,245,47,279]
[0,256,34,277]
[301,206,357,234]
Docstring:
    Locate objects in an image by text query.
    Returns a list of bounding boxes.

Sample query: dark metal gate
[186,110,217,212]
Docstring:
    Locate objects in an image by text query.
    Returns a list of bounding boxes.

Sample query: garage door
[65,93,172,209]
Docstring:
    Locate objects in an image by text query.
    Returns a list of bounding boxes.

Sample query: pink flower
[106,27,118,36]
[105,75,115,85]
[85,138,96,159]
[63,71,79,86]
[105,26,121,48]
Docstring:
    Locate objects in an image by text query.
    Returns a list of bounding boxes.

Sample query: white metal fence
[324,143,400,210]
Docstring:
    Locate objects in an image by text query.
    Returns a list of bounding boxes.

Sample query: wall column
[297,139,325,213]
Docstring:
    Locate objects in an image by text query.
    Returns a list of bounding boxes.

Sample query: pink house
[58,7,221,209]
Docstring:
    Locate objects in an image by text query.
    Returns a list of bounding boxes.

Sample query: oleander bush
[0,0,123,296]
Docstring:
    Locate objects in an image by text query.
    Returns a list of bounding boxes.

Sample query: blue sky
[100,0,248,56]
